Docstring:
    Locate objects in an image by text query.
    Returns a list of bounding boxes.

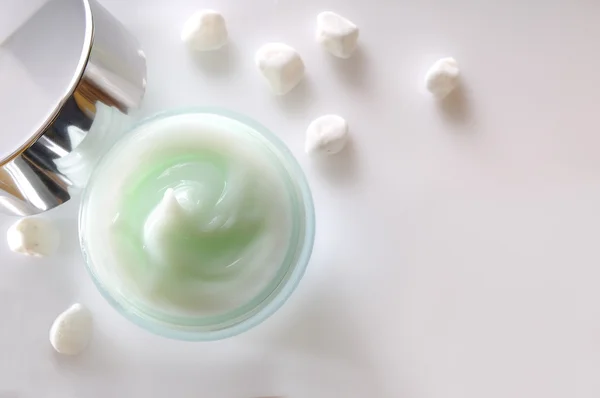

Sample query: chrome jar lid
[0,0,146,216]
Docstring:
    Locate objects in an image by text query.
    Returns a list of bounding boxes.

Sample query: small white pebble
[7,217,60,257]
[255,43,305,95]
[425,57,460,99]
[49,303,93,356]
[316,11,359,59]
[305,115,349,155]
[181,10,228,51]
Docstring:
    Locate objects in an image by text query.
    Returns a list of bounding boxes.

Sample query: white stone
[7,217,60,257]
[305,115,349,155]
[425,57,460,99]
[255,43,305,95]
[316,11,359,59]
[49,303,93,356]
[181,10,228,51]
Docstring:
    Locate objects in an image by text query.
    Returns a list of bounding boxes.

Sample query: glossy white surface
[1,0,599,397]
[0,0,48,43]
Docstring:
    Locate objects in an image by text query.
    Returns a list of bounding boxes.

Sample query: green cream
[82,113,294,317]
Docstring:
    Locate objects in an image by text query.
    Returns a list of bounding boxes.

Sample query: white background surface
[1,0,599,397]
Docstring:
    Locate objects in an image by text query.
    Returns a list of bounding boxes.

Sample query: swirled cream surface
[81,113,293,316]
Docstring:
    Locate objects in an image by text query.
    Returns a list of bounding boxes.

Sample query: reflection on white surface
[0,0,49,44]
[54,102,133,188]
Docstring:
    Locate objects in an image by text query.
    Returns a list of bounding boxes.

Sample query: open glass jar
[79,108,315,340]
